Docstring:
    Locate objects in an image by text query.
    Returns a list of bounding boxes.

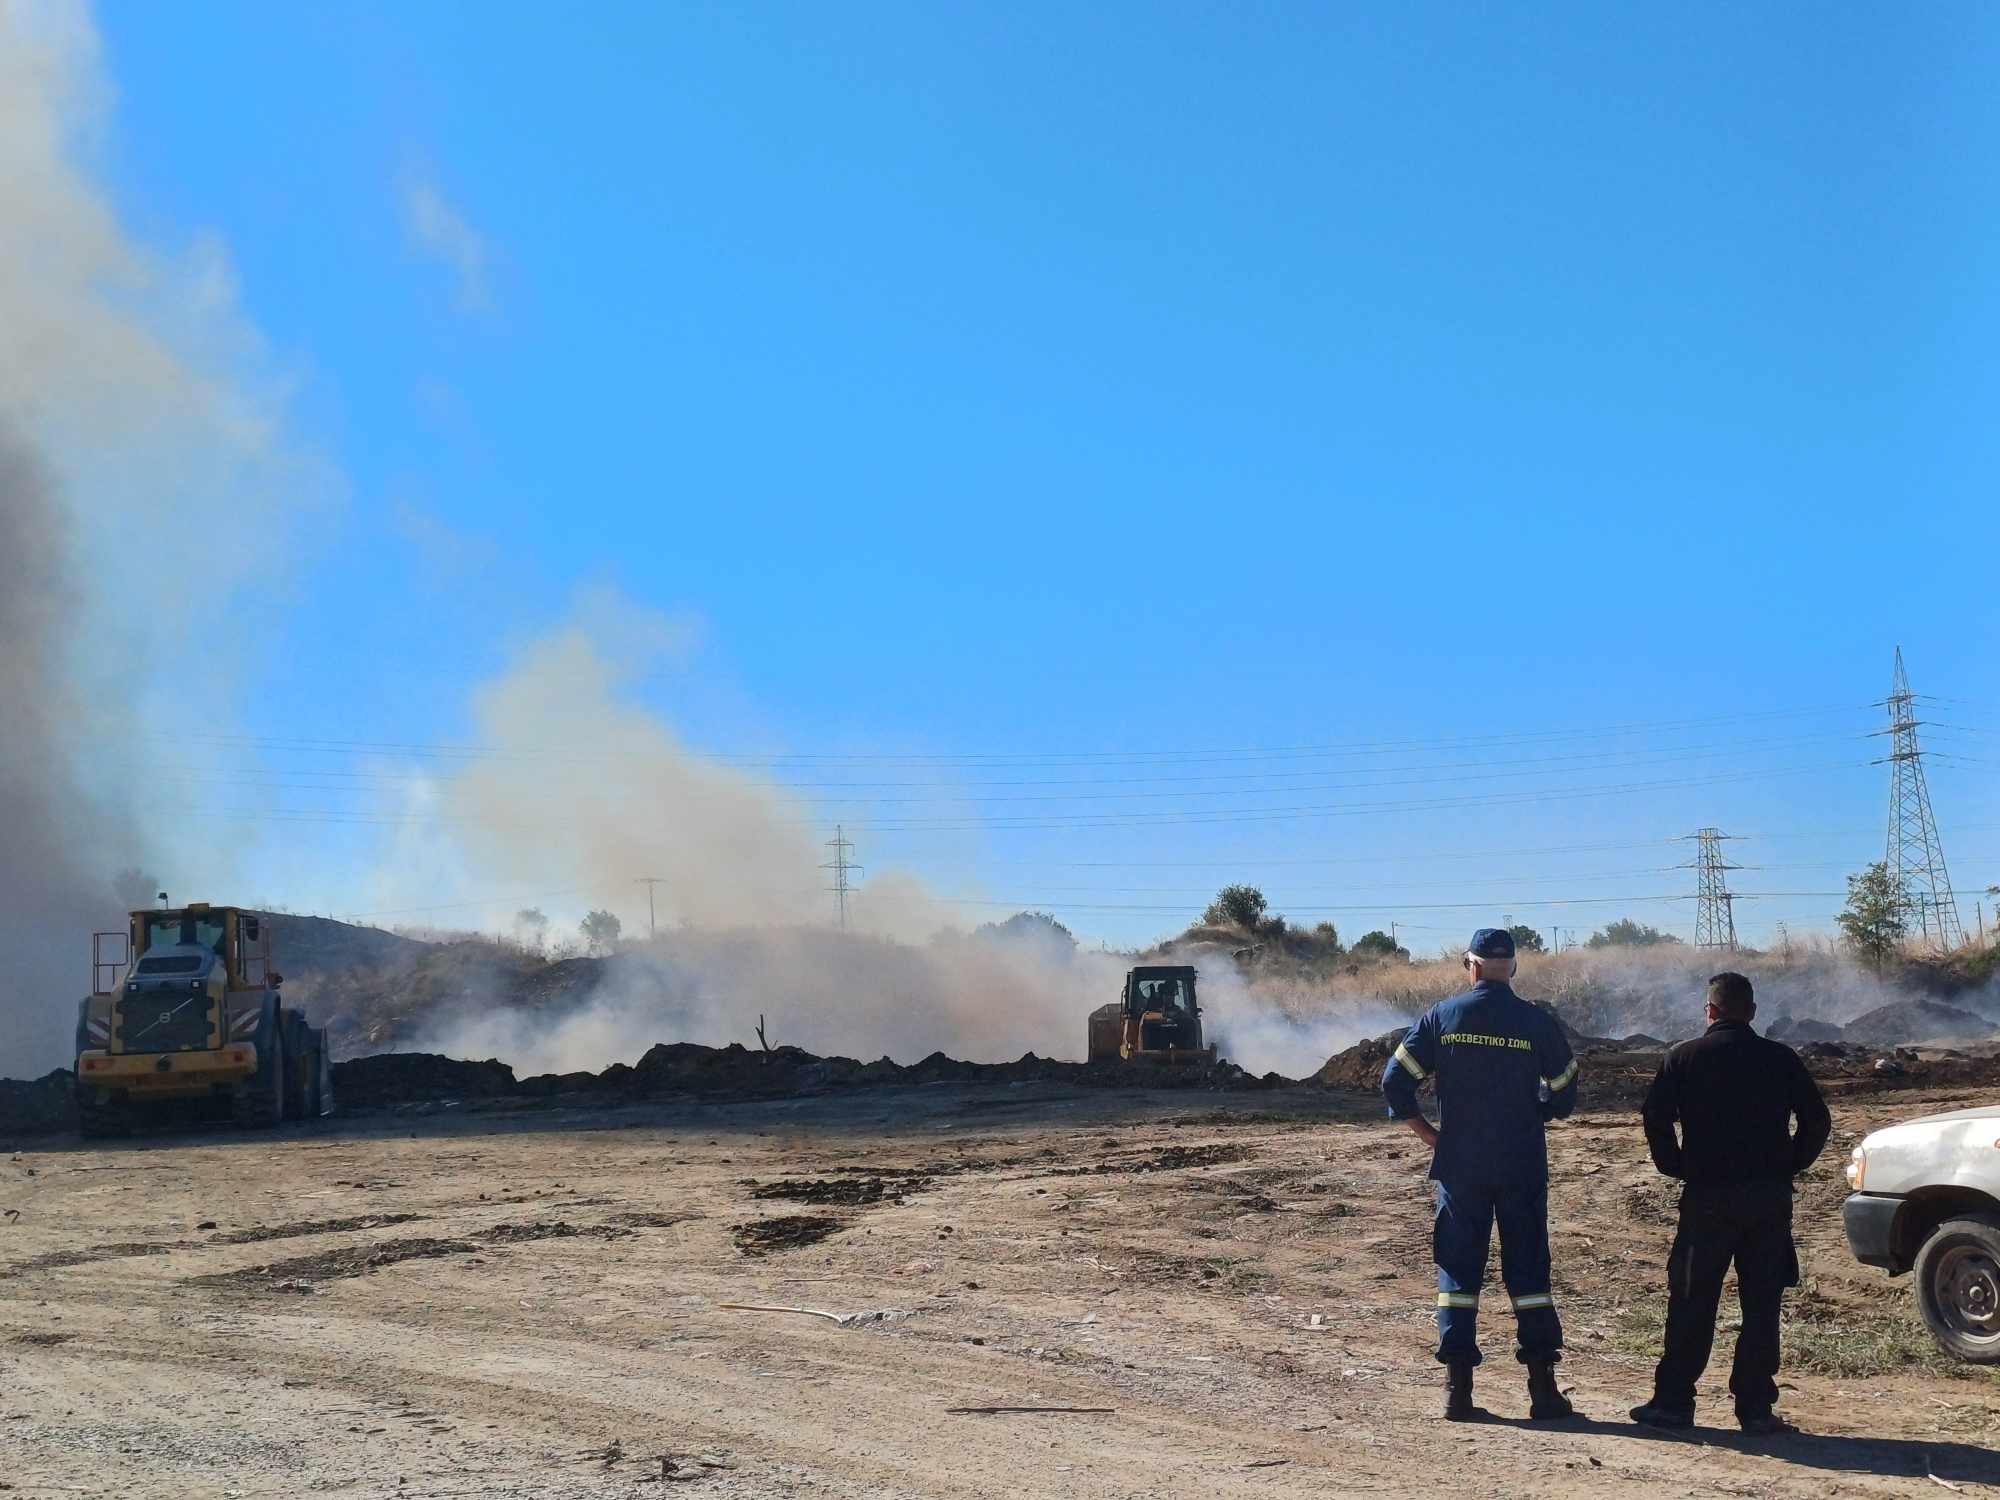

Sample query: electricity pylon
[1679,827,1739,951]
[821,826,861,929]
[1878,648,1965,950]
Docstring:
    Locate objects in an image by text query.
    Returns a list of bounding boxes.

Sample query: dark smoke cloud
[0,427,140,1071]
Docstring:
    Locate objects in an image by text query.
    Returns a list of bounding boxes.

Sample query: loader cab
[123,906,272,993]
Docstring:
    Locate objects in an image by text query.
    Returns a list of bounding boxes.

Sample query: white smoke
[408,927,1132,1076]
[1191,957,1406,1075]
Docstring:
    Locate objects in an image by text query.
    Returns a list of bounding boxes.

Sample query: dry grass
[1606,1277,1964,1381]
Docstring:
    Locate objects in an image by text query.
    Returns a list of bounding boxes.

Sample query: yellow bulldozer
[1086,964,1218,1065]
[73,902,331,1137]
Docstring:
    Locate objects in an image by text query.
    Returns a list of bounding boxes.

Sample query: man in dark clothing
[1383,927,1579,1422]
[1632,971,1832,1435]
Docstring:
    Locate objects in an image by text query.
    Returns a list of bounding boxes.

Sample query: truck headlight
[1846,1145,1866,1191]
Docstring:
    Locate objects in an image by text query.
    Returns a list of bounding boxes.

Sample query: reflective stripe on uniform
[1541,1059,1578,1092]
[1393,1042,1428,1082]
[1509,1292,1554,1311]
[1436,1292,1479,1309]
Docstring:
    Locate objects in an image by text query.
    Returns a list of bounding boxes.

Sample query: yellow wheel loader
[73,903,332,1137]
[1087,964,1218,1066]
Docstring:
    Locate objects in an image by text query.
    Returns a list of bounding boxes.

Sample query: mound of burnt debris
[0,1071,78,1139]
[1766,1015,1847,1045]
[1840,997,1995,1047]
[325,1040,1277,1114]
[329,1052,519,1109]
[1306,1023,2000,1105]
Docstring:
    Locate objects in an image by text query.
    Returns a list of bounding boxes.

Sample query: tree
[1585,917,1681,949]
[1310,920,1343,954]
[513,907,550,951]
[579,909,623,955]
[1351,929,1409,962]
[1839,862,1907,972]
[1508,924,1546,954]
[975,911,1076,951]
[1202,885,1268,931]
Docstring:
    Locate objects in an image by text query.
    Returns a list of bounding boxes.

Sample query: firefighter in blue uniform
[1382,927,1579,1421]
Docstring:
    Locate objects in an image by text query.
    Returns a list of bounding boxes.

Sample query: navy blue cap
[1468,927,1516,959]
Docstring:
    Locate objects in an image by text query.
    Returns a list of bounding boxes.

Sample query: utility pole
[635,877,665,941]
[1876,648,1965,949]
[821,825,861,929]
[1679,828,1740,951]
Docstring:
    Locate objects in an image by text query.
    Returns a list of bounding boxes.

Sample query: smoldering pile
[1305,1022,2000,1106]
[327,1040,1281,1114]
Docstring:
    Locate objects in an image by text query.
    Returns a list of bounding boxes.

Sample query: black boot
[1526,1359,1574,1420]
[1444,1359,1488,1422]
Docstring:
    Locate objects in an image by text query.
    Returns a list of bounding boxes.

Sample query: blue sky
[89,2,1999,947]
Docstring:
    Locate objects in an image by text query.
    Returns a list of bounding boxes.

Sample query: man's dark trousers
[1653,1180,1797,1418]
[1434,1180,1562,1365]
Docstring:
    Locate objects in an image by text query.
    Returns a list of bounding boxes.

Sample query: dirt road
[0,1083,1995,1498]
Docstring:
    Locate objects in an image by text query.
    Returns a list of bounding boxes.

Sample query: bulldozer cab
[1125,968,1197,1019]
[95,905,273,997]
[1124,965,1201,1052]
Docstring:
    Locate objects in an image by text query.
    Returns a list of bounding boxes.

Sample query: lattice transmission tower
[1679,827,1740,950]
[1878,648,1965,949]
[821,825,862,929]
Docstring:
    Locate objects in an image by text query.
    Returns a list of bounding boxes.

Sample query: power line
[136,732,1875,813]
[164,756,1882,836]
[136,699,1874,770]
[124,726,1872,794]
[838,759,1875,832]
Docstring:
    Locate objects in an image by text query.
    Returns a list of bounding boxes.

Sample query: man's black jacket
[1641,1020,1832,1187]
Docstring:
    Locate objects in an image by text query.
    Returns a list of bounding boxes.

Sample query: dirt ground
[1,1082,1996,1499]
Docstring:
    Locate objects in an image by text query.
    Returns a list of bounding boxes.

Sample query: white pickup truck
[1843,1102,2000,1362]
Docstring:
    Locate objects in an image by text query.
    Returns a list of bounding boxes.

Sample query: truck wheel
[1914,1215,2000,1364]
[234,1032,285,1129]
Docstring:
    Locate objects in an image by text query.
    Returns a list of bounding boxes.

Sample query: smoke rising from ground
[1535,945,1999,1040]
[377,605,2000,1076]
[410,928,1131,1076]
[367,591,983,942]
[1195,960,1407,1076]
[382,605,1422,1075]
[0,3,332,1072]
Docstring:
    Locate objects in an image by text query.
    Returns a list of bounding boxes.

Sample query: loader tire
[77,1102,126,1140]
[234,1031,285,1129]
[281,1017,310,1121]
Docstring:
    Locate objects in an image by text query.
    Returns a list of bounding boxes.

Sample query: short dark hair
[1707,971,1755,1020]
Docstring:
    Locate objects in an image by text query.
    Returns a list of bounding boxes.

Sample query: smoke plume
[0,431,128,1068]
[0,3,333,1072]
